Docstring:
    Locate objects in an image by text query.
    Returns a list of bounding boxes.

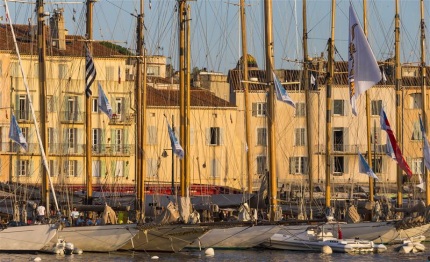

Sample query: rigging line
[105,0,137,18]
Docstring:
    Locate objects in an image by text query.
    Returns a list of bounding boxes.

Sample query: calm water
[0,245,429,262]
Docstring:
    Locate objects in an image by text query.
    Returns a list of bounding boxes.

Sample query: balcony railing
[109,113,135,125]
[15,110,40,123]
[315,144,388,154]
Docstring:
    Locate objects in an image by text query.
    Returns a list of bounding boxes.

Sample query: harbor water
[1,244,429,262]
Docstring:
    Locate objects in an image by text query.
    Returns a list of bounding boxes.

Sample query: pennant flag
[166,119,184,159]
[310,73,316,86]
[385,135,395,159]
[348,4,381,116]
[9,115,28,151]
[273,71,295,108]
[85,45,97,98]
[98,83,113,119]
[381,68,387,83]
[380,109,413,177]
[118,66,121,84]
[358,152,379,180]
[245,141,249,152]
[419,116,430,171]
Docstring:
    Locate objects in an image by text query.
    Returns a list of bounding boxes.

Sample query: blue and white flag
[419,116,430,171]
[166,119,184,159]
[358,152,378,180]
[98,83,113,119]
[385,135,395,159]
[85,44,97,98]
[9,115,28,151]
[273,71,295,108]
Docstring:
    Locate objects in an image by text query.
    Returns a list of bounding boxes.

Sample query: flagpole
[420,0,429,204]
[395,0,403,208]
[363,0,375,205]
[325,0,336,209]
[36,0,50,211]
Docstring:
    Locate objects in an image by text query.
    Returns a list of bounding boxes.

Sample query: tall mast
[394,0,402,208]
[420,0,429,205]
[136,0,145,222]
[185,3,191,196]
[325,0,336,208]
[240,0,252,194]
[263,0,278,221]
[36,0,49,210]
[85,0,94,205]
[363,0,375,203]
[303,0,314,201]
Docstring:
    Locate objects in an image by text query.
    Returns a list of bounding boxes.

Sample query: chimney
[50,8,66,51]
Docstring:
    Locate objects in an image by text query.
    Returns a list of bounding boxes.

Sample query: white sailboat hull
[187,224,280,249]
[375,223,430,244]
[48,224,139,252]
[0,224,57,251]
[120,224,209,252]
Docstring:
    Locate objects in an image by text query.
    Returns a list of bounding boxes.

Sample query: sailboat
[0,1,58,251]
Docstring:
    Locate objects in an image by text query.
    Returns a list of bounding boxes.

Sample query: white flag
[273,72,295,108]
[348,4,381,116]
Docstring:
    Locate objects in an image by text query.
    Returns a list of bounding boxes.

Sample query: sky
[2,0,429,74]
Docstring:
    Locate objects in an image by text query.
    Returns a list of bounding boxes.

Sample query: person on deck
[36,203,46,224]
[76,216,85,226]
[70,207,80,226]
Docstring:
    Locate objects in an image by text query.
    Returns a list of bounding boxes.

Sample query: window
[289,157,308,174]
[333,156,346,175]
[295,103,306,117]
[114,98,123,118]
[146,158,158,178]
[211,159,220,178]
[252,102,267,117]
[66,96,78,121]
[295,128,306,146]
[411,158,423,175]
[371,100,382,116]
[412,121,423,141]
[58,64,68,79]
[208,127,221,146]
[17,160,29,176]
[10,62,19,77]
[18,95,29,120]
[410,93,422,109]
[92,128,101,152]
[148,126,157,145]
[333,100,345,116]
[114,161,124,177]
[256,155,267,174]
[257,128,267,146]
[115,129,123,152]
[66,128,77,150]
[92,98,99,113]
[92,160,101,177]
[65,160,78,177]
[371,157,383,173]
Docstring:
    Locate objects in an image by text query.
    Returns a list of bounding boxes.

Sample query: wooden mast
[85,0,94,205]
[263,0,279,221]
[36,0,49,210]
[302,0,314,201]
[325,0,336,208]
[136,0,146,222]
[185,3,191,196]
[240,0,252,194]
[420,0,429,205]
[394,0,402,208]
[363,0,375,203]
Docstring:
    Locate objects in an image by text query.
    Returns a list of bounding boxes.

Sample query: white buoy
[151,256,159,260]
[321,245,332,254]
[33,257,42,262]
[205,248,215,257]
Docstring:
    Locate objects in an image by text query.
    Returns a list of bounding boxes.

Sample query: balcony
[15,110,40,123]
[92,144,132,156]
[109,113,134,125]
[315,144,388,155]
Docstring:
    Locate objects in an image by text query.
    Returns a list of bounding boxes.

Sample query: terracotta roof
[0,23,126,57]
[147,86,235,108]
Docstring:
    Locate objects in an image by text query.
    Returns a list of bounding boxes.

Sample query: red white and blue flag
[380,109,412,177]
